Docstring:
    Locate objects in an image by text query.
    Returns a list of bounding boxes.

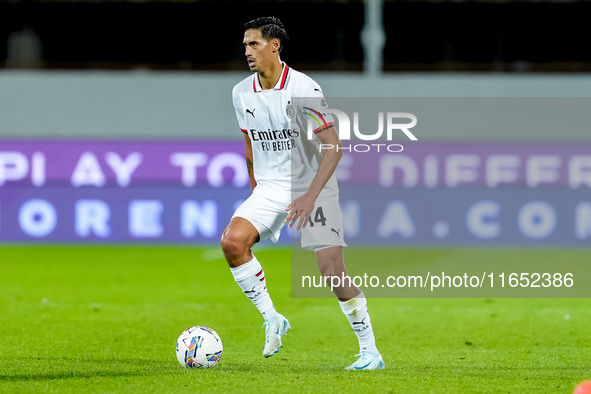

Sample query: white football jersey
[232,63,339,204]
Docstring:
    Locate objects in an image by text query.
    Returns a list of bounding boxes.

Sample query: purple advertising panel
[0,140,590,245]
[337,142,591,190]
[0,140,246,187]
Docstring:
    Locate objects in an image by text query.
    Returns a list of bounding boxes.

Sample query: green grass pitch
[0,246,590,393]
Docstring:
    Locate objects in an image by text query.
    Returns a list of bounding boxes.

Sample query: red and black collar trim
[253,63,289,92]
[253,76,258,93]
[278,64,289,89]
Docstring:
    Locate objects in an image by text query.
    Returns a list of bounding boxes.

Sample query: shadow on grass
[0,357,178,382]
[0,356,348,382]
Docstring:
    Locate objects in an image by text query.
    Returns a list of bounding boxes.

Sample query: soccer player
[221,16,384,370]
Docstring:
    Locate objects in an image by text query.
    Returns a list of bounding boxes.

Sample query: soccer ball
[176,326,223,368]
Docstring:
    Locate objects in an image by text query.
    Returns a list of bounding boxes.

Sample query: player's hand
[285,193,316,231]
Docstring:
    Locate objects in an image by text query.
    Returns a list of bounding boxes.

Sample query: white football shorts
[231,189,347,252]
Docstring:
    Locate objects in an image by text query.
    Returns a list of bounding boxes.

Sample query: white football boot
[262,313,291,358]
[345,352,385,370]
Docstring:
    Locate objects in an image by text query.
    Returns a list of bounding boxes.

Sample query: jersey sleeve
[294,81,335,135]
[232,86,248,134]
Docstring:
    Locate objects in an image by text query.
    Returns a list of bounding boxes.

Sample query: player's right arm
[233,86,256,192]
[244,133,257,192]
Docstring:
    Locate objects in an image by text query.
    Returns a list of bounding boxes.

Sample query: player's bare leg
[221,217,259,267]
[221,217,290,357]
[315,246,359,300]
[316,246,384,370]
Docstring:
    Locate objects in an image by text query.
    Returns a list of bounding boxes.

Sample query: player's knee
[219,234,236,256]
[220,233,246,263]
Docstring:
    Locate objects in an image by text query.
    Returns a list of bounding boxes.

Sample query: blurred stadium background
[2,0,591,73]
[2,0,591,138]
[2,0,591,140]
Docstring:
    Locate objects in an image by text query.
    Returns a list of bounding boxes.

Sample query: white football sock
[339,293,379,354]
[230,255,278,321]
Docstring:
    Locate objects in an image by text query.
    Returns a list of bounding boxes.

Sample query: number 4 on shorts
[308,207,327,227]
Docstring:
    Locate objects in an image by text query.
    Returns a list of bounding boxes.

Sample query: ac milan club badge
[286,103,295,119]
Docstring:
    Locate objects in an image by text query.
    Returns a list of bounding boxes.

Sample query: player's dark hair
[244,16,288,53]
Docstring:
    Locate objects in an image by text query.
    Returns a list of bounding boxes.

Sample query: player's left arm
[285,126,342,230]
